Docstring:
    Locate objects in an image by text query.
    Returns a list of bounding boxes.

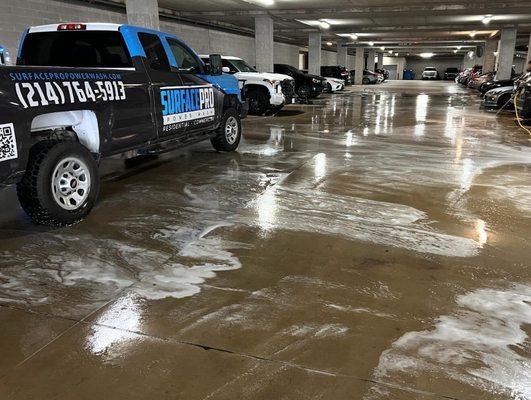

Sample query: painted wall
[0,0,303,70]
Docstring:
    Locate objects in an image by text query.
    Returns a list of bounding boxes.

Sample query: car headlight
[312,78,320,84]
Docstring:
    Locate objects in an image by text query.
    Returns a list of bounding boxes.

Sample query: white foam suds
[369,285,531,399]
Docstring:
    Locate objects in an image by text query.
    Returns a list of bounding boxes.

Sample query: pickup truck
[200,55,295,115]
[0,22,247,226]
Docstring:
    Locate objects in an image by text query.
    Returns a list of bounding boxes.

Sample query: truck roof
[28,23,122,33]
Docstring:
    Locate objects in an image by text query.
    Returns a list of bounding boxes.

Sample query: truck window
[138,33,171,72]
[166,38,201,74]
[222,59,238,73]
[18,31,132,68]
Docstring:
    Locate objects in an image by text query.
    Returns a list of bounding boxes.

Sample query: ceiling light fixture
[419,52,435,59]
[368,41,374,46]
[326,41,333,46]
[456,45,462,50]
[388,50,393,54]
[469,31,477,38]
[394,52,398,56]
[482,15,493,25]
[319,20,330,29]
[350,33,358,40]
[453,49,458,53]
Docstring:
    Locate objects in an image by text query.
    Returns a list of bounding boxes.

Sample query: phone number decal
[15,80,126,109]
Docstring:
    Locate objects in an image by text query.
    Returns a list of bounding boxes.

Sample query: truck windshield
[230,59,257,73]
[18,31,132,68]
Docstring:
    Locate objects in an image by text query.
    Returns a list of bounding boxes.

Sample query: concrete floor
[0,81,530,400]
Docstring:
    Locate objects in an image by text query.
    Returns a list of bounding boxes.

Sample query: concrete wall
[0,0,303,70]
[405,56,462,79]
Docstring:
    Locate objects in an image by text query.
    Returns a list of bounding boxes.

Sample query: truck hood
[234,71,293,82]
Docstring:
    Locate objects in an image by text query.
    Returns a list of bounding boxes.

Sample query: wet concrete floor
[0,81,530,399]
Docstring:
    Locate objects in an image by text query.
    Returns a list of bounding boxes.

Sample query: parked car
[273,64,326,98]
[479,77,517,95]
[443,67,459,80]
[321,65,350,84]
[483,86,514,109]
[0,22,247,226]
[468,71,495,90]
[200,55,294,115]
[422,67,439,80]
[457,65,482,86]
[375,68,389,81]
[349,70,379,84]
[323,77,344,92]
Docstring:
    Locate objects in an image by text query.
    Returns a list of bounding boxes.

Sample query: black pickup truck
[0,23,247,226]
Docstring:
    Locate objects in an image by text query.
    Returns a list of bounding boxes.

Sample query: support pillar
[367,49,376,70]
[483,40,498,72]
[337,40,348,67]
[354,47,365,85]
[255,15,274,72]
[125,0,159,30]
[496,28,517,80]
[377,52,384,70]
[308,31,322,76]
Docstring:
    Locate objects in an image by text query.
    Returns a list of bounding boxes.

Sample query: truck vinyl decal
[15,79,126,109]
[160,85,215,132]
[0,123,18,162]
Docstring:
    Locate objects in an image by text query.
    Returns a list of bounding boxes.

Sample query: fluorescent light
[388,50,393,54]
[326,42,333,46]
[469,31,477,38]
[394,53,398,56]
[380,46,385,51]
[368,41,374,46]
[320,20,330,29]
[456,45,462,50]
[453,49,458,53]
[350,33,358,40]
[419,52,435,58]
[482,15,493,25]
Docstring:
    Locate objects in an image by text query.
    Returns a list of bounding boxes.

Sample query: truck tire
[211,108,241,152]
[16,140,100,226]
[247,88,270,115]
[362,77,370,84]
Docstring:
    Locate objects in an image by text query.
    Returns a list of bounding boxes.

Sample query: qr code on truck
[0,123,18,162]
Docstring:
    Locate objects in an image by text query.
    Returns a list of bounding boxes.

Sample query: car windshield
[425,68,436,71]
[229,59,257,72]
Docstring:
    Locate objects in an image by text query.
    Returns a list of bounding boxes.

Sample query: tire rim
[225,116,239,145]
[51,157,91,211]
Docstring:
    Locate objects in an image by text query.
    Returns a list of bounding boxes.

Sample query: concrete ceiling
[89,0,531,56]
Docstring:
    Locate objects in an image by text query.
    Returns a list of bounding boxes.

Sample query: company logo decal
[161,85,215,131]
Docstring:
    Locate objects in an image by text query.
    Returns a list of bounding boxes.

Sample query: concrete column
[483,40,498,72]
[496,28,517,80]
[308,31,322,76]
[526,33,531,68]
[337,40,348,67]
[125,0,159,30]
[367,49,376,70]
[255,15,274,72]
[377,52,384,69]
[354,47,365,85]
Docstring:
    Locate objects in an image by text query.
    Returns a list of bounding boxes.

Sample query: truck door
[137,33,187,140]
[165,38,220,136]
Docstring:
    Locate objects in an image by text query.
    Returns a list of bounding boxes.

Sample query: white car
[422,67,439,80]
[200,55,295,115]
[323,77,344,92]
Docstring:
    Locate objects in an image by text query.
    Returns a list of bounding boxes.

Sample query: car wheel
[362,77,370,84]
[211,108,241,152]
[297,85,310,99]
[17,140,100,226]
[498,93,512,109]
[247,88,270,115]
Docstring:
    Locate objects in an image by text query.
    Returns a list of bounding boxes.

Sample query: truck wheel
[211,108,241,152]
[248,88,269,115]
[16,140,100,226]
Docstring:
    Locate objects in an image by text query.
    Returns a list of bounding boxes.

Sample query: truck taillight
[57,23,86,31]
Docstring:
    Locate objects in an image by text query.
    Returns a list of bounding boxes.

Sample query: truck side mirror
[209,54,222,76]
[222,66,230,73]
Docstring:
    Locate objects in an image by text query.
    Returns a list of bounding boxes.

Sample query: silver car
[483,86,514,108]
